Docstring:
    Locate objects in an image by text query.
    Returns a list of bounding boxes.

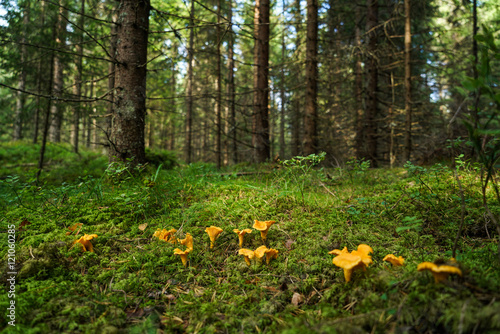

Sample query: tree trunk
[107,1,118,139]
[403,0,412,162]
[72,0,85,153]
[215,0,222,168]
[49,1,67,143]
[226,0,237,164]
[354,4,364,159]
[184,0,195,164]
[13,4,29,141]
[364,0,379,167]
[291,0,301,156]
[252,0,271,163]
[279,0,286,159]
[108,0,150,166]
[303,0,318,155]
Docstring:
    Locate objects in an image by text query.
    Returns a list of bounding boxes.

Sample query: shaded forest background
[1,0,500,169]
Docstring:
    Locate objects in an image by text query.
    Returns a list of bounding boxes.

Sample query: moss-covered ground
[1,143,499,333]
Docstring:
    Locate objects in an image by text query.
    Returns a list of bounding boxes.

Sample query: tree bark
[49,0,67,143]
[107,1,118,139]
[291,0,301,156]
[184,0,195,164]
[252,0,271,163]
[279,0,286,159]
[354,4,364,159]
[72,0,85,153]
[13,3,29,141]
[364,0,379,167]
[403,0,412,162]
[303,0,318,155]
[215,0,222,168]
[108,0,150,166]
[226,0,237,164]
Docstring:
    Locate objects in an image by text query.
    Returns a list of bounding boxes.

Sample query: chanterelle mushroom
[72,234,98,252]
[332,253,366,282]
[252,220,275,243]
[179,233,194,251]
[417,261,462,283]
[383,254,405,266]
[173,248,191,267]
[239,248,255,266]
[205,226,223,249]
[233,229,252,248]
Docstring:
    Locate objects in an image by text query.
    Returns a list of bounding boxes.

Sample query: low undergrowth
[1,152,499,333]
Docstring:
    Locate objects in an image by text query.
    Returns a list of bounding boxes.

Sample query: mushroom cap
[205,226,223,240]
[418,261,462,282]
[254,245,268,259]
[179,233,194,251]
[329,247,348,256]
[252,220,275,232]
[383,254,405,266]
[356,244,373,256]
[73,234,98,252]
[173,248,191,255]
[238,248,255,259]
[82,234,98,241]
[233,228,253,235]
[332,253,364,270]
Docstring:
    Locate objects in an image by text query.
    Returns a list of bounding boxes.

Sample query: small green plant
[278,152,326,204]
[345,158,370,184]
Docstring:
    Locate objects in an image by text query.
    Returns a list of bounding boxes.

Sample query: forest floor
[1,142,500,333]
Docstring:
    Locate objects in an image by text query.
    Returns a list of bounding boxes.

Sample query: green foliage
[0,155,499,332]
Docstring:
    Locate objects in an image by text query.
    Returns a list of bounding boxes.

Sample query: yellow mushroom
[205,226,223,249]
[351,244,373,267]
[153,228,177,243]
[264,248,279,265]
[179,233,194,251]
[383,254,405,266]
[332,253,366,282]
[254,245,268,261]
[233,229,252,248]
[239,248,255,266]
[328,246,348,256]
[72,234,98,252]
[417,261,462,283]
[252,220,276,243]
[173,248,191,267]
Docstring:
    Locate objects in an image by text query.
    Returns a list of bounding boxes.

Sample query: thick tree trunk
[49,1,67,143]
[403,0,412,162]
[72,0,85,153]
[252,0,271,163]
[303,0,318,155]
[364,0,379,167]
[108,0,150,166]
[107,2,118,139]
[184,0,195,164]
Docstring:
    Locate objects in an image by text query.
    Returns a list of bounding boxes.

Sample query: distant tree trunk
[215,0,222,168]
[403,0,412,162]
[303,0,318,155]
[49,1,67,143]
[279,0,286,159]
[108,0,150,166]
[169,49,177,151]
[33,1,47,144]
[13,4,29,141]
[364,0,379,167]
[226,0,237,164]
[291,0,301,156]
[252,0,271,163]
[354,4,364,159]
[471,0,479,131]
[72,0,84,153]
[184,0,195,164]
